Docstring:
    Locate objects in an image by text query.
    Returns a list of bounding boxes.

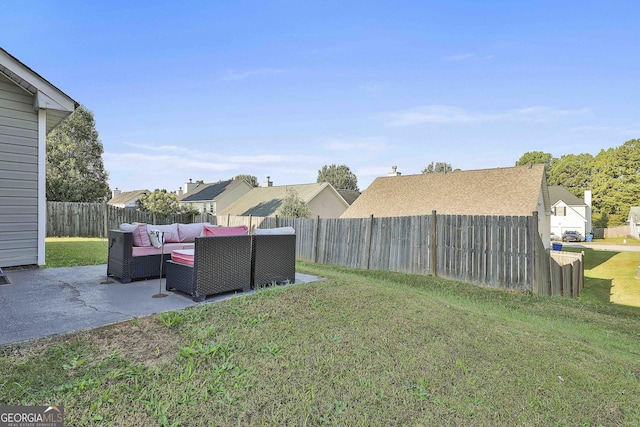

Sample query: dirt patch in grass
[89,316,181,367]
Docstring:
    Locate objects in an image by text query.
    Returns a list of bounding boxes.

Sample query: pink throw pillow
[203,225,248,237]
[131,223,151,247]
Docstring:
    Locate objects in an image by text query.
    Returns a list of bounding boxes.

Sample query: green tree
[234,174,259,187]
[592,211,609,228]
[515,151,555,168]
[46,105,110,202]
[547,153,594,198]
[136,189,182,217]
[317,164,359,191]
[421,161,453,174]
[277,189,311,218]
[590,139,640,225]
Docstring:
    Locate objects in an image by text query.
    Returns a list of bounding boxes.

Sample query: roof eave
[0,48,78,113]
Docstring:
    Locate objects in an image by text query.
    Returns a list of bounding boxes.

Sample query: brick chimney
[263,176,273,187]
[111,188,121,199]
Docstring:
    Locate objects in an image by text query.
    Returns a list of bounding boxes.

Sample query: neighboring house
[549,185,592,240]
[341,165,552,247]
[219,182,350,218]
[336,189,361,205]
[628,207,640,240]
[178,179,253,214]
[107,189,149,209]
[1,48,78,268]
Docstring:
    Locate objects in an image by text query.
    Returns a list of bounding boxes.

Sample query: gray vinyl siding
[0,72,39,267]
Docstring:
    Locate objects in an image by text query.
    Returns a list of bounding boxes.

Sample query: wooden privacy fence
[215,211,581,297]
[46,203,583,297]
[47,202,214,237]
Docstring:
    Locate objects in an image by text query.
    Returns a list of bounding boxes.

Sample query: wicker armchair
[107,230,170,283]
[251,234,296,288]
[165,235,252,302]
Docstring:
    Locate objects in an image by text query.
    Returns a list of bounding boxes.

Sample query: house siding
[551,201,587,239]
[308,187,349,218]
[0,73,39,267]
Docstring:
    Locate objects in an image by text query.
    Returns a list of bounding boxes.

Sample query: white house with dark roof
[178,179,253,214]
[341,165,552,247]
[1,48,78,267]
[549,185,592,241]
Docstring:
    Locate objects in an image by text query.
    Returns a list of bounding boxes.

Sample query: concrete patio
[0,264,323,347]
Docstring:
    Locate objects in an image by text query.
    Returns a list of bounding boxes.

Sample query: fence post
[431,210,437,277]
[276,215,280,228]
[364,214,374,270]
[313,215,320,263]
[103,203,108,238]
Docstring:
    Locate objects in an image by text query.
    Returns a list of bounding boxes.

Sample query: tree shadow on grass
[580,277,613,305]
[564,248,619,270]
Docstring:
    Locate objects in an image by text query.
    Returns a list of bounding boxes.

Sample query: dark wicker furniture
[107,229,171,283]
[165,235,252,302]
[251,234,296,288]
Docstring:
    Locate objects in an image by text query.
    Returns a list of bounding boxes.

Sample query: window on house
[554,207,566,216]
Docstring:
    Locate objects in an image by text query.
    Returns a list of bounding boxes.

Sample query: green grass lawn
[565,246,640,309]
[45,237,109,267]
[2,257,640,425]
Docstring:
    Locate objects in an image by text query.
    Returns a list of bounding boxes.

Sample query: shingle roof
[107,189,148,206]
[341,165,548,218]
[220,183,334,216]
[179,180,234,202]
[336,189,361,205]
[548,185,586,206]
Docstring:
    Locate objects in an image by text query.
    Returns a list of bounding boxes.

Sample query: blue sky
[2,1,639,192]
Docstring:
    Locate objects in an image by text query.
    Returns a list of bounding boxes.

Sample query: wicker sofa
[107,222,213,283]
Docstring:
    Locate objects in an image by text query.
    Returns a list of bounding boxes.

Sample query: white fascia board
[35,90,71,111]
[0,49,76,112]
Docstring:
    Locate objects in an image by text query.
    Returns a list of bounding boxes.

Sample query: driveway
[0,264,323,347]
[560,242,640,252]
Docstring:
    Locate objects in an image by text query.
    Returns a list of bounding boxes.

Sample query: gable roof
[336,189,361,205]
[108,189,148,206]
[341,164,549,218]
[548,185,586,207]
[179,180,236,202]
[221,182,344,217]
[0,47,78,133]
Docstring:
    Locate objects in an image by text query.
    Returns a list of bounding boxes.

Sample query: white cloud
[442,53,475,62]
[323,137,388,152]
[380,105,591,127]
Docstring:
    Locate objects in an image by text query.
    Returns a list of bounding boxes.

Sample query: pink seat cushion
[171,249,194,266]
[203,225,248,236]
